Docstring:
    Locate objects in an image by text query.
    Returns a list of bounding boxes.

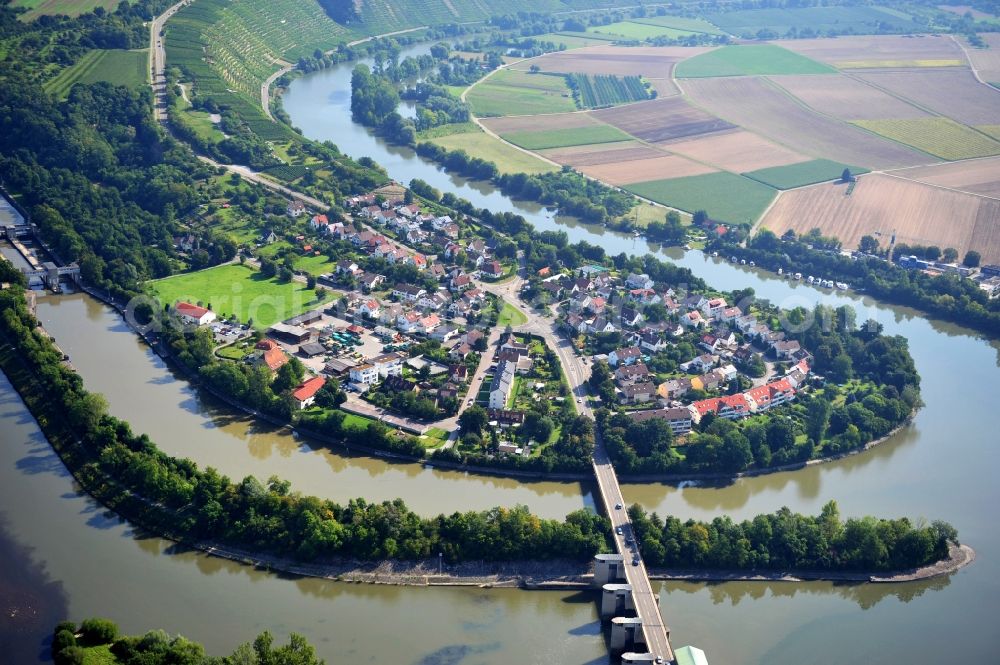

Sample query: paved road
[149,0,188,123]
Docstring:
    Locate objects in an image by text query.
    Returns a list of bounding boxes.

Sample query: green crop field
[854,118,1000,160]
[467,69,577,117]
[706,5,921,37]
[569,73,650,109]
[502,125,632,150]
[743,159,867,190]
[632,15,724,35]
[586,21,689,40]
[531,32,616,49]
[626,172,777,224]
[427,128,557,175]
[676,44,835,78]
[352,0,564,36]
[12,0,118,22]
[44,49,147,97]
[149,264,337,329]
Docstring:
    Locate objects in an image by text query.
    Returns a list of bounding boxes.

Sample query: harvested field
[503,125,632,150]
[890,158,1000,198]
[770,74,930,120]
[648,78,679,97]
[626,172,776,224]
[481,112,596,135]
[854,118,1000,160]
[779,35,965,67]
[761,174,1000,264]
[578,155,717,186]
[511,45,713,77]
[856,69,1000,125]
[665,130,810,172]
[964,33,1000,84]
[528,33,613,50]
[590,97,734,143]
[539,141,664,167]
[682,77,931,169]
[675,44,835,78]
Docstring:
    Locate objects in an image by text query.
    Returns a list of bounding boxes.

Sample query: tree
[458,405,488,435]
[806,397,832,444]
[841,168,853,183]
[942,247,958,264]
[963,250,981,268]
[924,246,941,261]
[79,618,118,645]
[858,235,879,255]
[523,412,555,443]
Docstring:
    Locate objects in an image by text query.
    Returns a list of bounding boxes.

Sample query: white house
[349,363,379,387]
[371,352,405,378]
[175,302,216,326]
[608,346,642,367]
[287,200,306,218]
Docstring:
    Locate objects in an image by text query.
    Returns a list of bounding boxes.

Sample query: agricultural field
[503,125,632,150]
[43,49,147,98]
[857,69,1000,126]
[466,69,576,117]
[539,141,664,167]
[682,77,929,169]
[963,33,1000,84]
[854,118,1000,160]
[11,0,117,21]
[511,45,712,77]
[631,15,724,35]
[706,5,922,37]
[675,44,836,78]
[351,0,563,36]
[743,159,864,190]
[590,96,735,143]
[578,154,717,186]
[780,34,965,68]
[529,32,615,50]
[481,111,597,135]
[426,127,557,174]
[626,172,777,224]
[149,264,337,329]
[586,21,696,41]
[568,73,650,109]
[666,130,811,172]
[761,174,1000,264]
[890,157,1000,198]
[770,74,930,121]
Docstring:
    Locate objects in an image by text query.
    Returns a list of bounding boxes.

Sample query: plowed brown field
[590,97,734,143]
[682,77,930,168]
[540,141,665,167]
[512,45,713,77]
[856,69,1000,125]
[578,155,717,185]
[770,74,930,120]
[666,129,811,172]
[761,174,1000,263]
[965,33,1000,83]
[779,35,964,66]
[891,158,1000,198]
[481,112,596,134]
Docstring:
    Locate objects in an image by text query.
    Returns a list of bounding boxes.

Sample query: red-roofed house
[256,345,289,373]
[691,394,752,421]
[292,376,326,409]
[482,261,504,278]
[175,302,216,326]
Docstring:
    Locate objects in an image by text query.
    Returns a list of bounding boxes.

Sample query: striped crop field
[854,118,1000,161]
[44,49,148,98]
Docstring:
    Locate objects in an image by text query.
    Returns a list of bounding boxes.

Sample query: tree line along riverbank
[0,277,965,580]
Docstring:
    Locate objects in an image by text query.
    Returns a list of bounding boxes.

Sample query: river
[1,43,998,663]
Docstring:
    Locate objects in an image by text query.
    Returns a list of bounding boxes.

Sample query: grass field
[854,118,1000,160]
[502,125,632,150]
[416,122,479,139]
[675,44,835,78]
[149,264,336,329]
[531,32,617,49]
[466,69,577,117]
[632,15,724,35]
[743,159,866,190]
[498,302,528,327]
[625,172,777,224]
[587,21,695,40]
[12,0,118,21]
[706,5,921,37]
[44,49,147,97]
[426,127,557,175]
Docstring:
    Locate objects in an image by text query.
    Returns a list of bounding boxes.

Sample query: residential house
[609,346,643,367]
[629,288,660,305]
[692,372,720,392]
[449,364,468,382]
[287,200,306,218]
[701,297,728,319]
[392,284,427,302]
[564,313,589,335]
[680,310,706,329]
[570,292,593,312]
[690,394,752,421]
[291,376,326,409]
[714,363,738,382]
[371,352,405,378]
[488,409,525,429]
[464,329,484,348]
[615,362,651,386]
[589,317,616,334]
[175,302,216,326]
[417,291,448,311]
[254,340,289,373]
[657,377,692,401]
[359,299,381,319]
[359,273,385,292]
[336,259,361,276]
[626,273,654,290]
[683,294,708,311]
[258,229,278,244]
[620,381,656,404]
[397,311,422,334]
[431,325,461,343]
[383,375,419,394]
[324,357,357,377]
[450,273,473,292]
[681,353,717,374]
[628,407,693,435]
[488,360,516,410]
[349,363,379,387]
[772,340,801,360]
[499,339,528,357]
[418,314,441,334]
[482,260,504,278]
[620,306,643,328]
[309,214,330,233]
[635,330,666,353]
[448,342,473,361]
[717,306,743,324]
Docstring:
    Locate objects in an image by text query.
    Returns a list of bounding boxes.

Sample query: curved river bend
[0,43,997,664]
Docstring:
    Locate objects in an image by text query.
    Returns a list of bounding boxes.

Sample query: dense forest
[52,617,322,665]
[713,230,1000,339]
[630,501,957,572]
[600,304,921,475]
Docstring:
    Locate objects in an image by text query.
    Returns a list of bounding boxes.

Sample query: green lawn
[498,302,528,327]
[625,172,777,225]
[675,44,836,78]
[467,69,577,117]
[743,159,867,190]
[79,644,116,665]
[149,263,336,329]
[426,128,557,175]
[293,253,336,276]
[502,125,632,150]
[44,48,148,97]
